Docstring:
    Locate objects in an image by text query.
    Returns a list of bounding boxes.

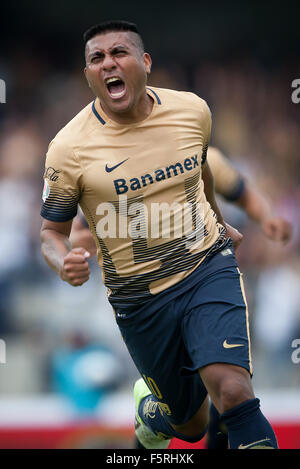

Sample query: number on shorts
[142,375,163,399]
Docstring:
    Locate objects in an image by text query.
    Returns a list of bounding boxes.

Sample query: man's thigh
[182,263,252,375]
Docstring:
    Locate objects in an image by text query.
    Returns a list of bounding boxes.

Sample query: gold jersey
[41,87,225,304]
[207,146,245,201]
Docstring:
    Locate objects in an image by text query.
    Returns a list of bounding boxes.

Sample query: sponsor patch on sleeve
[42,179,50,202]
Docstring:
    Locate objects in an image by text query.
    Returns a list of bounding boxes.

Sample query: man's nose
[102,54,116,70]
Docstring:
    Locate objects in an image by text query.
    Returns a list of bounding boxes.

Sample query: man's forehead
[86,31,136,54]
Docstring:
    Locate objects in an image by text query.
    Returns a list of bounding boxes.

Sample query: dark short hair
[83,20,144,51]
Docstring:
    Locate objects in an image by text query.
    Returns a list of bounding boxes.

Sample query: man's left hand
[225,223,244,250]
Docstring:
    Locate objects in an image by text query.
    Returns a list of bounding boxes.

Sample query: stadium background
[0,0,299,449]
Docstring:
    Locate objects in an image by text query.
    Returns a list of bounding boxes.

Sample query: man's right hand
[60,247,91,286]
[261,216,292,243]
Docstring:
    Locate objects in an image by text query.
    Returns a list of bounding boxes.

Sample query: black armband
[224,178,245,202]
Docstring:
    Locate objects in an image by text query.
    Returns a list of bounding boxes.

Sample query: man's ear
[84,67,91,88]
[143,53,152,75]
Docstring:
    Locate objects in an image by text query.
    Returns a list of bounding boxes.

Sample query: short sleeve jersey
[41,87,224,305]
[207,147,245,201]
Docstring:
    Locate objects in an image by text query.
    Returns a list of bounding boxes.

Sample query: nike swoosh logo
[105,158,129,173]
[238,438,272,449]
[223,340,244,349]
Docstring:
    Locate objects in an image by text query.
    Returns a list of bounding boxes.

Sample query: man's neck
[100,91,154,125]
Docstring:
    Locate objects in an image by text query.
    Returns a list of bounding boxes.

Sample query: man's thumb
[72,247,90,258]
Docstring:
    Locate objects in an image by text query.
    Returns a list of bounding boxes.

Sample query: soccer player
[40,21,278,449]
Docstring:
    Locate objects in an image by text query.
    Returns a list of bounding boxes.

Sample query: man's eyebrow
[110,44,129,52]
[87,50,104,60]
[89,50,104,56]
[88,44,129,58]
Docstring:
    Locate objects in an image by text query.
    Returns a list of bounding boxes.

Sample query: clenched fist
[60,247,91,286]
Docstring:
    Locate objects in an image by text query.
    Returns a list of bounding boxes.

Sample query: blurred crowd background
[0,0,299,448]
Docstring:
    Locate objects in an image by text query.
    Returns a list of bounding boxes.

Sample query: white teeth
[110,90,125,97]
[106,77,120,85]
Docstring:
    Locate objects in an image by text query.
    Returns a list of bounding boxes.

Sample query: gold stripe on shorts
[237,267,253,375]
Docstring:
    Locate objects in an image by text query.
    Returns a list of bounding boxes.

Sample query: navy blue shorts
[115,242,252,425]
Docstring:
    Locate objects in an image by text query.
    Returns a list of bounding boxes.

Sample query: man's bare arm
[236,182,292,243]
[41,219,73,273]
[40,219,90,286]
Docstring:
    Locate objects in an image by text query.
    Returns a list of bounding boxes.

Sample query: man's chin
[102,97,133,116]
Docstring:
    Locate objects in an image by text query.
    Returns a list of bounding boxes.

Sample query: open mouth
[105,77,126,99]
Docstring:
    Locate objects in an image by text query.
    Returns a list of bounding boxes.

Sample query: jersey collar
[92,88,161,126]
